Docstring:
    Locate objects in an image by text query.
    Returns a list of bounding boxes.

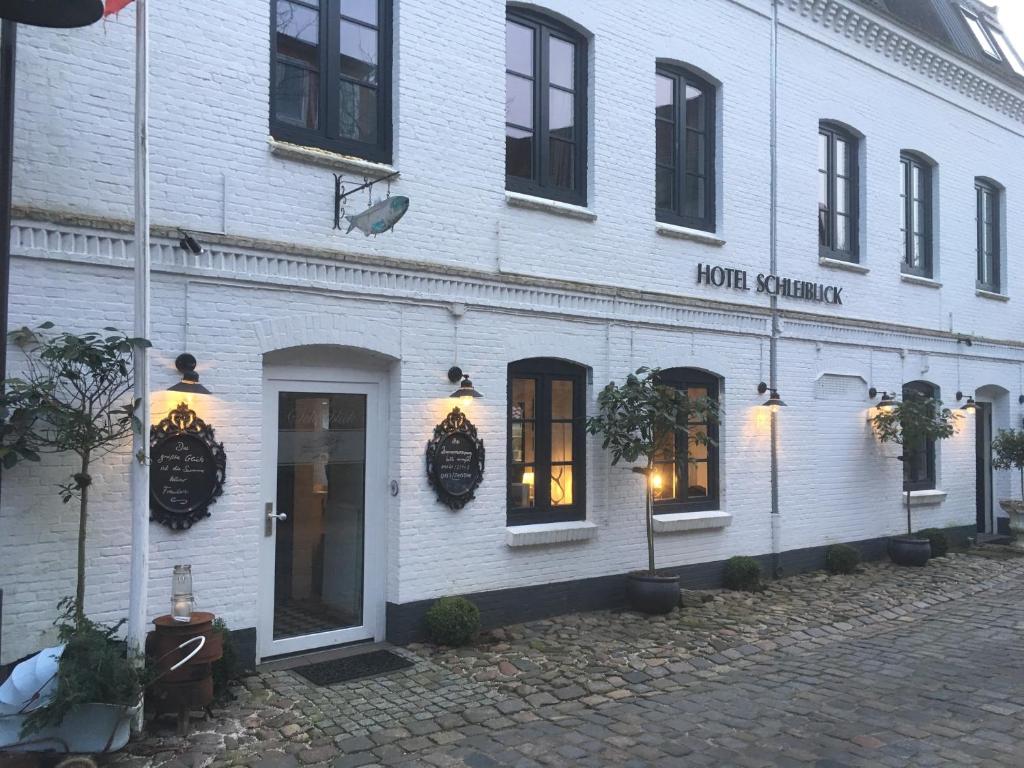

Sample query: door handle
[264,502,286,537]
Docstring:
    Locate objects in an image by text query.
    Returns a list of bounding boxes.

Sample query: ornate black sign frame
[150,402,226,530]
[426,407,485,510]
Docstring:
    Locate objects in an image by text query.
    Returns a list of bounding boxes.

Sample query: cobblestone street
[104,549,1024,767]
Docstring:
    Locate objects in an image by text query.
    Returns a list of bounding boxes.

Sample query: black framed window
[652,368,720,513]
[505,10,587,205]
[900,153,933,278]
[818,123,859,262]
[271,0,392,163]
[902,381,938,492]
[656,66,716,232]
[507,359,586,525]
[976,178,1001,293]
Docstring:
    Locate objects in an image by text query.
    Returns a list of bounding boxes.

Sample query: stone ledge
[819,257,869,274]
[268,137,399,179]
[505,520,598,547]
[908,489,947,507]
[900,273,941,289]
[653,510,732,533]
[655,222,726,246]
[976,288,1009,302]
[505,191,597,221]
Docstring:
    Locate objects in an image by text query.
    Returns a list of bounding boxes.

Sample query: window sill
[652,510,732,533]
[906,489,947,507]
[819,257,869,274]
[655,222,726,246]
[505,520,597,547]
[268,137,399,179]
[976,288,1009,302]
[505,191,597,221]
[900,273,941,289]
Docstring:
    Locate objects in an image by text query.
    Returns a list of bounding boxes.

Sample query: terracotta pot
[626,572,680,615]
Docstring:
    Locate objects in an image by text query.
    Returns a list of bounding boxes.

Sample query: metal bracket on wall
[333,171,400,230]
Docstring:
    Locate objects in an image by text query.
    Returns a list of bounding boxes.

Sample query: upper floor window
[656,65,716,232]
[976,178,1002,293]
[505,10,588,205]
[271,0,392,163]
[900,152,933,278]
[508,359,587,525]
[902,381,938,492]
[818,123,859,262]
[652,368,720,513]
[960,7,1001,60]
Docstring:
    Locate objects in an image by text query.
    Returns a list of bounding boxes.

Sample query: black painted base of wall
[232,626,258,671]
[385,525,978,645]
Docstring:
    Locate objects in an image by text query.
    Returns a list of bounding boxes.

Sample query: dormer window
[960,7,1002,60]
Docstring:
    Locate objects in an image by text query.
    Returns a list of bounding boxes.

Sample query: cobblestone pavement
[100,548,1024,767]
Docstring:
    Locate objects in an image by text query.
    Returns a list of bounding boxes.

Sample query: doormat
[291,650,415,686]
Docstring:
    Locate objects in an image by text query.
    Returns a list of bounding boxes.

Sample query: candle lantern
[171,564,194,622]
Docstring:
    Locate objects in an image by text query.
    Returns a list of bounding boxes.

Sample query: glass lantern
[171,564,194,622]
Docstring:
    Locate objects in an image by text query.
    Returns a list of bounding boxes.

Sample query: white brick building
[3,0,1024,665]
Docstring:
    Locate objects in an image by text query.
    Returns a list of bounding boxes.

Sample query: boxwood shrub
[824,544,861,575]
[916,528,949,558]
[723,556,762,592]
[425,596,480,646]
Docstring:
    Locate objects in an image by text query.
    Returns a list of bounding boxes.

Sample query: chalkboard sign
[426,408,484,509]
[150,402,226,530]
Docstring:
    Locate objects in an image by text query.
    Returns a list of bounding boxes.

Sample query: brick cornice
[784,0,1024,124]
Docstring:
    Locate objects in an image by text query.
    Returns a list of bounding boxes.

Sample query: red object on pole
[104,0,133,15]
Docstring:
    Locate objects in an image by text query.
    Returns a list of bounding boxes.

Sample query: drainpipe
[768,0,782,578]
[0,21,15,510]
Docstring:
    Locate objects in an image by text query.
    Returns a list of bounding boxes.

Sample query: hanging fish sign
[346,196,410,236]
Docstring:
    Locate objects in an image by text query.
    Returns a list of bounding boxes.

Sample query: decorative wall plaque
[150,402,226,530]
[426,407,484,510]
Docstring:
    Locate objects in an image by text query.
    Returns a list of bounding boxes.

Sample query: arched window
[818,121,859,262]
[900,152,934,278]
[652,368,720,512]
[505,8,588,205]
[656,64,716,232]
[507,359,587,525]
[975,178,1002,293]
[903,381,938,492]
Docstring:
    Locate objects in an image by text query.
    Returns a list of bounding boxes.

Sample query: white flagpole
[127,0,150,728]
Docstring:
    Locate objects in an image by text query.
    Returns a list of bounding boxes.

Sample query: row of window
[507,361,944,527]
[271,3,1008,293]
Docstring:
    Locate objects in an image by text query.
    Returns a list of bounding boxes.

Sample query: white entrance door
[259,372,386,660]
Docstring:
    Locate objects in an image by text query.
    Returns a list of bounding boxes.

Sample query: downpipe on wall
[768,0,782,578]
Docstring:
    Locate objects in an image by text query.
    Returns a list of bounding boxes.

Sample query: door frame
[975,401,993,534]
[258,364,388,661]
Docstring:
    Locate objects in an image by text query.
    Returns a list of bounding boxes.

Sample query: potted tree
[991,428,1024,543]
[586,367,719,613]
[870,390,955,566]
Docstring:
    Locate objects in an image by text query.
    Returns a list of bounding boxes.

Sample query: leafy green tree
[871,390,956,535]
[992,428,1024,502]
[586,367,719,573]
[0,323,149,622]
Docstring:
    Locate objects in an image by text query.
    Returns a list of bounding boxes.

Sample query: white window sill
[652,510,732,533]
[655,222,726,246]
[268,137,399,179]
[505,520,598,547]
[907,489,947,507]
[819,257,869,274]
[505,191,597,221]
[976,288,1009,302]
[901,273,941,289]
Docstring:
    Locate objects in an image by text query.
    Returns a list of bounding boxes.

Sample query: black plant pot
[626,572,680,615]
[889,536,931,567]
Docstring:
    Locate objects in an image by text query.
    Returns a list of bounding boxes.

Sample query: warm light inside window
[522,470,535,485]
[649,472,663,491]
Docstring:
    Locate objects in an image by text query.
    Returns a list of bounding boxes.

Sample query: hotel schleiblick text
[696,263,844,305]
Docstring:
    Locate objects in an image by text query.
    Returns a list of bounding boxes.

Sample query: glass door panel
[274,392,366,640]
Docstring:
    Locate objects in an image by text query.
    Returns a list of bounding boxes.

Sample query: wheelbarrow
[0,634,206,756]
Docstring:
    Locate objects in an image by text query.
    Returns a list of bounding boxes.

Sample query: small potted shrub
[723,556,762,591]
[425,596,480,646]
[824,544,861,575]
[870,391,955,566]
[992,428,1024,542]
[586,367,719,614]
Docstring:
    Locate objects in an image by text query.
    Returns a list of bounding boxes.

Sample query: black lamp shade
[168,353,211,395]
[0,0,104,28]
[450,374,482,399]
[762,390,786,408]
[961,397,977,412]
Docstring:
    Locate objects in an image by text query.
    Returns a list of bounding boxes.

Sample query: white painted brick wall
[3,0,1024,661]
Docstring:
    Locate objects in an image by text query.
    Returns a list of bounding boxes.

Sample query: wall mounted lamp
[178,229,204,255]
[168,353,211,395]
[960,396,977,413]
[757,382,786,410]
[448,366,483,399]
[869,388,898,411]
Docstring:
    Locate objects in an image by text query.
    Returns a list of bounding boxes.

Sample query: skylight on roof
[960,7,1002,59]
[992,27,1024,77]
